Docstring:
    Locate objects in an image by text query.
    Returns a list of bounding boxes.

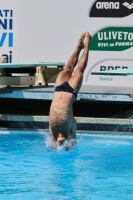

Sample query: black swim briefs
[55,82,77,99]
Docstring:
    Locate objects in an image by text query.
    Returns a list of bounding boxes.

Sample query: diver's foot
[77,32,86,49]
[84,32,92,49]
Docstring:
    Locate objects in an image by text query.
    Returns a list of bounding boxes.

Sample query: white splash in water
[45,135,76,151]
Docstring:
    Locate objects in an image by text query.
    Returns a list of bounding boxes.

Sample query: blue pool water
[0,130,133,200]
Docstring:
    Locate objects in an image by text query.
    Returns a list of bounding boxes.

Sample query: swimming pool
[0,130,133,200]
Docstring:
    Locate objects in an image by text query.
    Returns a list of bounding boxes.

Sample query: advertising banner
[3,0,133,88]
[88,60,133,86]
[89,0,133,18]
[90,27,133,51]
[0,0,19,62]
[88,0,133,87]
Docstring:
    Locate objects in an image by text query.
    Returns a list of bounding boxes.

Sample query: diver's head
[56,133,66,146]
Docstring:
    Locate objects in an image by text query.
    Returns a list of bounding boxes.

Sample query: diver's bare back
[49,91,76,140]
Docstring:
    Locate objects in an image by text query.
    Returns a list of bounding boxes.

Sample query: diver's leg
[68,32,91,92]
[55,33,86,87]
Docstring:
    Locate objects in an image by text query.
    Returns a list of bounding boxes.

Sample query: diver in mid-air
[49,32,91,147]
